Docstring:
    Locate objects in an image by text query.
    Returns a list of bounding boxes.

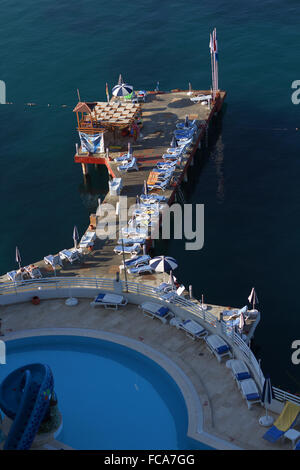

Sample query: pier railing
[0,276,299,407]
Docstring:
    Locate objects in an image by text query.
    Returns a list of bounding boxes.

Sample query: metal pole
[121,238,128,292]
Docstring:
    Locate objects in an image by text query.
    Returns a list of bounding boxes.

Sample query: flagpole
[209,33,214,100]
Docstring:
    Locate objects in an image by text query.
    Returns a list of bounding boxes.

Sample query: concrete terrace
[0,298,293,451]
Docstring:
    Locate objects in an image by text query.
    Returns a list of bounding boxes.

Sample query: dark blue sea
[0,0,299,393]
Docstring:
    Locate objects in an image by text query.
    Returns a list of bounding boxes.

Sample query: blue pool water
[0,335,210,450]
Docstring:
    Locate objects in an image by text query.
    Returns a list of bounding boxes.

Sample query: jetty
[1,31,300,450]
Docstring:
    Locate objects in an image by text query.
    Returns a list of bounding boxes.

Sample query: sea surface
[0,0,299,393]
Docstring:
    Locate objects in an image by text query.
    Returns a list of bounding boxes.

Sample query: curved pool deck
[0,298,289,450]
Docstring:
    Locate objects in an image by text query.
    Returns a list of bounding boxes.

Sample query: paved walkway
[0,298,293,450]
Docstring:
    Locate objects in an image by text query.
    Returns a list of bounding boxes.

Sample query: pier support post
[81,163,89,176]
[75,143,79,155]
[198,140,202,150]
[183,172,188,183]
[190,156,194,167]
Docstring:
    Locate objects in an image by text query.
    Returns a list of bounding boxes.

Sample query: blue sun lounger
[117,157,139,172]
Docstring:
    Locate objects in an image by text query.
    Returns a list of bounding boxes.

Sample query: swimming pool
[0,334,211,450]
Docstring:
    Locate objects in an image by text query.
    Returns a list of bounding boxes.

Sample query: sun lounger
[166,147,184,154]
[127,264,154,275]
[171,318,207,340]
[227,359,251,387]
[123,254,150,268]
[59,249,81,264]
[239,378,261,409]
[115,153,132,162]
[139,302,174,324]
[24,265,42,279]
[44,254,63,268]
[147,180,170,191]
[117,157,139,172]
[117,238,146,246]
[153,282,175,294]
[121,226,148,238]
[7,270,24,282]
[190,94,212,103]
[263,401,300,443]
[90,292,128,309]
[156,161,177,169]
[114,243,141,255]
[177,137,193,146]
[160,285,185,301]
[174,130,195,139]
[205,334,232,362]
[161,153,179,160]
[79,231,96,248]
[140,194,166,203]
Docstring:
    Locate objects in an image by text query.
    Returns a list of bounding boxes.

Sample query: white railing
[0,276,299,407]
[272,387,300,405]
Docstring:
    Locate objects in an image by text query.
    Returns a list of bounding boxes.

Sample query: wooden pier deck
[0,90,228,301]
[75,90,226,207]
[71,90,227,291]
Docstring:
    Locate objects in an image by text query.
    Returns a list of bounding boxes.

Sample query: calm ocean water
[0,0,299,393]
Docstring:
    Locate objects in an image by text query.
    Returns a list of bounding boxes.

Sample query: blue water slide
[0,363,54,450]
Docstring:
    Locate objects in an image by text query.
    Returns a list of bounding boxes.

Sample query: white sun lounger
[59,249,81,264]
[7,270,24,282]
[44,254,63,268]
[117,157,139,172]
[24,265,42,279]
[139,302,174,324]
[123,255,150,268]
[205,334,232,362]
[153,282,175,294]
[90,293,128,309]
[239,378,261,409]
[227,359,252,387]
[160,285,185,301]
[127,264,154,275]
[79,231,96,248]
[113,243,141,255]
[171,318,207,340]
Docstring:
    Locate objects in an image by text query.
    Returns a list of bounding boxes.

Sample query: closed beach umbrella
[184,115,189,127]
[112,84,133,97]
[238,312,245,332]
[259,376,275,426]
[144,180,148,196]
[15,246,21,269]
[73,225,79,249]
[248,287,259,310]
[169,270,176,290]
[170,136,178,148]
[149,256,178,273]
[118,74,124,85]
[128,142,132,156]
